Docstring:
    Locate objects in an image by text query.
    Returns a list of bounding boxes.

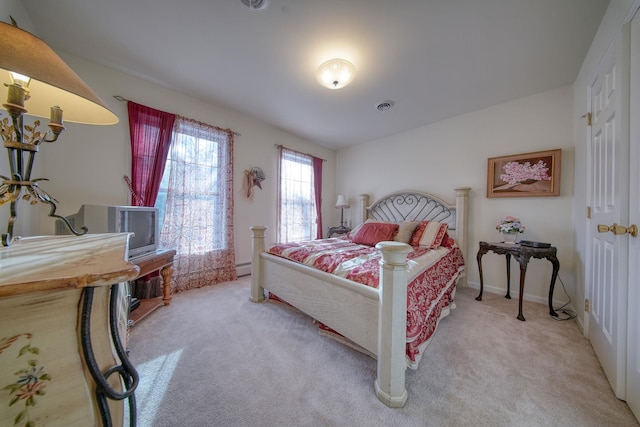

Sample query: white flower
[496,216,525,233]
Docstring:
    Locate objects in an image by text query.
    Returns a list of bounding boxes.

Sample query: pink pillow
[409,221,449,248]
[351,222,399,246]
[347,219,387,239]
[440,232,455,248]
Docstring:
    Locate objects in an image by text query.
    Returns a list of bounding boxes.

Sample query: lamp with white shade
[335,194,350,228]
[0,20,118,246]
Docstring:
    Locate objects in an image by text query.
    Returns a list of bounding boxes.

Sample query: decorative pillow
[409,220,449,248]
[351,222,399,246]
[440,232,455,248]
[394,221,420,244]
[347,219,386,239]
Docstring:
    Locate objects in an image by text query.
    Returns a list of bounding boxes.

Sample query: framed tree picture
[487,149,561,198]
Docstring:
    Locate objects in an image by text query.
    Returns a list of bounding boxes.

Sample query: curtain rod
[275,144,326,162]
[113,95,241,136]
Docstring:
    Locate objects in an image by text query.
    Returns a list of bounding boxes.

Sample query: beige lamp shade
[0,21,118,125]
[335,195,350,208]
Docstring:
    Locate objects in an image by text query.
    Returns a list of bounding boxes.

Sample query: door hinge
[585,298,590,313]
[587,206,591,219]
[581,112,592,126]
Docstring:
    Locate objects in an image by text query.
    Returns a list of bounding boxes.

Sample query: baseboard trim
[465,280,576,315]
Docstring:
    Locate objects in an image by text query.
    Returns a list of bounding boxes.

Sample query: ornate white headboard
[357,188,470,278]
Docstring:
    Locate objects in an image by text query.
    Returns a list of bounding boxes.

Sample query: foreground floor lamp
[0,19,118,246]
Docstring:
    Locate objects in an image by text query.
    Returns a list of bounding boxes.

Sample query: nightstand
[475,241,559,321]
[327,226,350,238]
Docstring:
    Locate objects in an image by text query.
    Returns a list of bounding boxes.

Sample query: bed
[250,188,470,407]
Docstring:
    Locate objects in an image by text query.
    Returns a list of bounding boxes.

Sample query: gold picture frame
[487,149,561,198]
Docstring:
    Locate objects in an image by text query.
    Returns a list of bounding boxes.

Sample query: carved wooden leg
[505,253,512,299]
[160,265,173,306]
[476,250,485,301]
[548,256,560,317]
[517,262,527,321]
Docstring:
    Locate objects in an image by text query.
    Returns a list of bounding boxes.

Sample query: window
[278,146,322,242]
[155,117,236,291]
[155,130,226,252]
[127,102,236,292]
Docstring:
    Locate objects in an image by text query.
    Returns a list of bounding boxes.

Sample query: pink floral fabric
[409,220,449,248]
[267,237,465,366]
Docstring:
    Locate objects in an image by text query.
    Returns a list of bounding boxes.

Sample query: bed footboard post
[374,241,412,408]
[250,226,267,303]
[359,194,369,226]
[454,187,471,288]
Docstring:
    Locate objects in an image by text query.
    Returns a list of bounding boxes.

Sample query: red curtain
[127,102,176,206]
[312,156,323,239]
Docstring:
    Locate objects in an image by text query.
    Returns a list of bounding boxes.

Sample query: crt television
[55,204,159,259]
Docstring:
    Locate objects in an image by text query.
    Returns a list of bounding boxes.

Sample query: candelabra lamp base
[0,173,87,246]
[0,96,87,246]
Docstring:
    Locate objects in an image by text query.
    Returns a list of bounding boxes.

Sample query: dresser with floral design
[0,234,140,427]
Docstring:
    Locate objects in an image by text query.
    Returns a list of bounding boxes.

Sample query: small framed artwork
[487,149,561,198]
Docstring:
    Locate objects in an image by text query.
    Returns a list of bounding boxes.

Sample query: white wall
[338,86,575,306]
[0,0,338,266]
[572,0,638,327]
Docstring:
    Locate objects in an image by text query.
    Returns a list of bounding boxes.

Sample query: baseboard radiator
[236,262,252,277]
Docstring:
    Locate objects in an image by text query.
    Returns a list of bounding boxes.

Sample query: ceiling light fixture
[315,59,356,90]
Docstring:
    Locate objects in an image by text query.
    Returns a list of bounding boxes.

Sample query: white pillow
[394,221,420,244]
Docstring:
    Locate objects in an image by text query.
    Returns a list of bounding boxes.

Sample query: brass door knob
[597,223,638,237]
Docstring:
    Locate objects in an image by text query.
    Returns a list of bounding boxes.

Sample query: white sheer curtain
[159,116,236,292]
[278,146,318,242]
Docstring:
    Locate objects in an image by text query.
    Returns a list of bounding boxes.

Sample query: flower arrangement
[496,216,525,234]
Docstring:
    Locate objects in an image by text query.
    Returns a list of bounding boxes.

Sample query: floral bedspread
[267,237,465,367]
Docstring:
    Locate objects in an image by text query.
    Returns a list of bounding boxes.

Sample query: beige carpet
[127,276,639,427]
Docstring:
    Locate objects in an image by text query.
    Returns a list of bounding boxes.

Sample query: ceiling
[20,0,609,149]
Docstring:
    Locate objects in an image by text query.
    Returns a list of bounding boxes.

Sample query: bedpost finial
[376,241,412,265]
[454,187,471,196]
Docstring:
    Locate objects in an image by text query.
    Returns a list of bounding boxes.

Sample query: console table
[0,234,140,426]
[128,248,176,325]
[475,241,559,321]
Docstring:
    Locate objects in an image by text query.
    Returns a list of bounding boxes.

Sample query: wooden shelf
[127,249,176,327]
[129,297,164,324]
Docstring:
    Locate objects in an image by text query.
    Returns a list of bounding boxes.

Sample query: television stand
[128,248,176,325]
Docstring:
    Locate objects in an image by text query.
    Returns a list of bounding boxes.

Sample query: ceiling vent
[241,0,269,10]
[376,100,395,112]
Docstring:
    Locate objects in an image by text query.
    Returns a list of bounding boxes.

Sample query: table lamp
[0,19,118,246]
[335,194,350,227]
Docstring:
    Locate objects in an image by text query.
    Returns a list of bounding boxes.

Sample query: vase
[502,232,518,244]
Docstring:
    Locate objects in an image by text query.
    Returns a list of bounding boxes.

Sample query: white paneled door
[587,24,630,400]
[627,10,640,418]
